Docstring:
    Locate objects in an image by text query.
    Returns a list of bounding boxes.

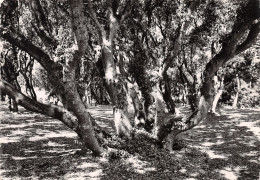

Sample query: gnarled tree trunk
[154,0,260,151]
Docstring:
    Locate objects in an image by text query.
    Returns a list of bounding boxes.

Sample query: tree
[0,0,103,155]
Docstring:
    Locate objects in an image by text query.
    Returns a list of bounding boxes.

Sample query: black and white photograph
[0,0,259,179]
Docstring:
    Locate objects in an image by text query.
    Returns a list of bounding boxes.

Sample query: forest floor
[0,100,259,180]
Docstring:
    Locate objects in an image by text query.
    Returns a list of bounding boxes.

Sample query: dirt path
[0,101,259,179]
[182,107,260,180]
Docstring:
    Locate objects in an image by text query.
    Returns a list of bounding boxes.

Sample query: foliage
[221,51,260,107]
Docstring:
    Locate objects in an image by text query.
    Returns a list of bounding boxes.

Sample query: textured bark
[212,76,224,113]
[87,0,134,137]
[178,65,198,111]
[212,90,223,113]
[232,74,240,109]
[56,0,103,155]
[159,74,175,114]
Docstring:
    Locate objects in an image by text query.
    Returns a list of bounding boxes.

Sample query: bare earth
[0,100,259,180]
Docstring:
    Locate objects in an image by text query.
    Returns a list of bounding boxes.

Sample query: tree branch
[202,0,259,82]
[0,79,79,131]
[236,21,260,54]
[0,26,64,92]
[0,27,59,72]
[28,0,57,48]
[69,0,89,56]
[86,0,105,41]
[118,0,134,22]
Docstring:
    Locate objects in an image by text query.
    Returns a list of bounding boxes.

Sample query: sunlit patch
[103,38,111,46]
[0,137,21,143]
[200,142,215,147]
[99,157,109,163]
[45,148,67,153]
[215,140,224,145]
[105,69,115,81]
[248,159,259,163]
[77,162,100,169]
[12,156,37,160]
[24,150,36,154]
[60,149,81,156]
[2,124,30,129]
[189,172,199,177]
[125,157,156,174]
[64,169,103,180]
[205,150,227,159]
[44,141,66,147]
[229,129,236,132]
[87,169,103,177]
[240,151,260,157]
[28,136,47,141]
[10,129,29,136]
[237,121,260,141]
[219,169,237,180]
[28,132,77,142]
[219,166,244,180]
[179,168,187,174]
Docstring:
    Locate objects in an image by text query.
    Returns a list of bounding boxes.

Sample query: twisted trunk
[155,0,259,151]
[101,45,133,137]
[0,79,79,130]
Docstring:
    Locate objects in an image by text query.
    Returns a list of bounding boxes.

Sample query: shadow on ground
[182,107,260,180]
[1,100,260,179]
[0,101,106,179]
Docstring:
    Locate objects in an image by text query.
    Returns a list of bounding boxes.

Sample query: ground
[0,100,259,180]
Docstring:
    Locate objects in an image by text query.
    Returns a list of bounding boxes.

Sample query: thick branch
[202,0,259,84]
[160,24,182,76]
[69,0,88,55]
[118,0,134,22]
[0,27,60,73]
[236,21,260,54]
[28,0,57,48]
[108,7,119,43]
[86,0,104,41]
[0,79,79,131]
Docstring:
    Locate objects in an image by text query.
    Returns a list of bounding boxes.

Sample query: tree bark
[87,1,134,137]
[159,74,175,114]
[232,74,240,109]
[212,76,224,113]
[101,45,133,137]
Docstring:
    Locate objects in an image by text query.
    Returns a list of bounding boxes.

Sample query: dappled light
[182,107,260,180]
[1,100,260,179]
[88,106,116,133]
